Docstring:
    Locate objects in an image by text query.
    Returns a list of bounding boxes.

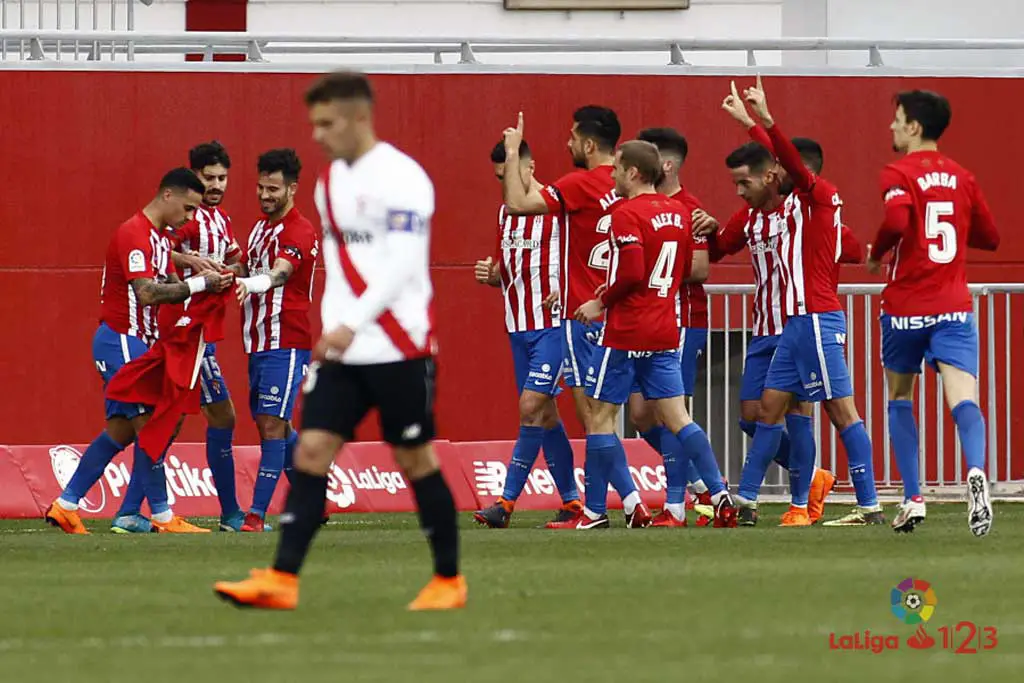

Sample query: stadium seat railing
[4,30,1024,69]
[692,283,1024,497]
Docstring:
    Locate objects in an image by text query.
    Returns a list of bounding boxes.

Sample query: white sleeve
[336,164,433,332]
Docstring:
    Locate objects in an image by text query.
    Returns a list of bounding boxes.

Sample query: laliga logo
[49,445,106,513]
[326,462,356,509]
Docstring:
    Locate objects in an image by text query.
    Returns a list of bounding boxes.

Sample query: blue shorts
[740,335,781,402]
[881,312,979,377]
[562,319,603,389]
[765,312,853,402]
[630,326,708,398]
[197,343,230,407]
[92,322,152,420]
[248,348,311,420]
[510,328,563,397]
[586,347,685,406]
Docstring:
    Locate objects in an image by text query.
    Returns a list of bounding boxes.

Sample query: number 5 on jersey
[926,201,956,264]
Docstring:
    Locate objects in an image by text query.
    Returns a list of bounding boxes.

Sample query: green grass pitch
[1,504,1021,682]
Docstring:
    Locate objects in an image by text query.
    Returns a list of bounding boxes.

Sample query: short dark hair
[792,137,823,174]
[725,142,775,174]
[618,140,662,185]
[188,141,231,172]
[159,168,205,195]
[490,140,531,164]
[305,71,374,107]
[895,90,952,142]
[257,148,302,184]
[637,127,688,163]
[573,105,621,152]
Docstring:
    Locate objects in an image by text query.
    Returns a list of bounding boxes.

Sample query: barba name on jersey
[171,205,240,278]
[241,207,319,354]
[315,142,436,365]
[496,205,560,332]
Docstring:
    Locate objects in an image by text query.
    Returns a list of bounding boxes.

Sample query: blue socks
[542,423,579,503]
[737,422,784,501]
[840,421,877,508]
[646,426,688,506]
[888,400,921,500]
[741,418,793,470]
[952,400,986,472]
[206,426,239,517]
[116,445,170,517]
[605,435,637,500]
[251,439,286,516]
[60,432,124,506]
[502,426,544,501]
[583,434,616,515]
[785,414,815,506]
[284,430,298,485]
[676,423,724,496]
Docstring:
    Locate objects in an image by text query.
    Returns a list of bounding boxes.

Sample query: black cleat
[473,502,511,529]
[738,505,759,527]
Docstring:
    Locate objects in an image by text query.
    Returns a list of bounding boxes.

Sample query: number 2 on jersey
[925,201,957,264]
[588,215,613,270]
[649,242,678,298]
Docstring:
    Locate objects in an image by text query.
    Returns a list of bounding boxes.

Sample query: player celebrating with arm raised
[867,90,999,536]
[501,109,646,524]
[549,141,738,530]
[721,77,883,527]
[232,149,319,533]
[215,72,465,611]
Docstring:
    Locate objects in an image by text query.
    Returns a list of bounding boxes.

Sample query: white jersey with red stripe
[314,142,435,366]
[171,205,240,278]
[495,206,560,332]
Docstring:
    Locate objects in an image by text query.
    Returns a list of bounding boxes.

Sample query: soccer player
[706,133,851,525]
[867,90,999,536]
[552,140,737,529]
[45,169,231,534]
[631,126,716,527]
[472,140,582,528]
[214,72,465,610]
[500,108,648,525]
[233,148,319,533]
[720,77,882,527]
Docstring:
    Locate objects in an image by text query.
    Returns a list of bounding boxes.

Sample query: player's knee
[294,430,342,475]
[204,399,236,430]
[757,391,788,425]
[539,400,560,430]
[256,415,288,441]
[740,400,761,424]
[823,397,860,431]
[629,394,656,432]
[789,400,813,417]
[394,443,439,481]
[105,418,135,448]
[518,391,548,426]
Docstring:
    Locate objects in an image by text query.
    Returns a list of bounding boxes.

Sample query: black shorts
[300,357,436,447]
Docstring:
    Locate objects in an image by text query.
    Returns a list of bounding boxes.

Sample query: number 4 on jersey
[648,242,678,297]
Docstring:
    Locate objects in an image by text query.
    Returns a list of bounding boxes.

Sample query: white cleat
[966,468,993,537]
[891,499,926,533]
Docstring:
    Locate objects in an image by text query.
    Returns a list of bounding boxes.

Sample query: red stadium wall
[0,71,1020,457]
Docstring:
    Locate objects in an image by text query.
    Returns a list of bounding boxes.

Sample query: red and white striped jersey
[670,187,709,329]
[315,142,436,365]
[495,205,561,333]
[99,211,172,345]
[710,206,786,337]
[240,207,319,354]
[170,205,240,278]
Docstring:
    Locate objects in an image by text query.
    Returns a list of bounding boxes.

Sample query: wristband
[186,276,207,295]
[239,274,273,295]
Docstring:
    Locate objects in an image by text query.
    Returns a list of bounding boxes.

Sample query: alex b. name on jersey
[888,312,971,330]
[650,212,684,230]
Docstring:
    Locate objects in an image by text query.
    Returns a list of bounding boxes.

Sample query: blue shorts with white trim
[764,311,853,402]
[586,347,685,406]
[93,322,152,420]
[561,319,603,389]
[881,312,979,377]
[509,328,563,397]
[248,348,311,420]
[197,343,230,406]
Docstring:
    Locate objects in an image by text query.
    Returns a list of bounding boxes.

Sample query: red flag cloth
[105,290,230,459]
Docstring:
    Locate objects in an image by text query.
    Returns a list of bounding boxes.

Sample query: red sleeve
[747,124,775,155]
[765,122,815,193]
[838,225,863,264]
[599,211,644,307]
[967,178,1000,251]
[543,171,587,214]
[870,165,914,261]
[118,227,155,281]
[224,216,241,259]
[708,207,749,262]
[278,218,315,269]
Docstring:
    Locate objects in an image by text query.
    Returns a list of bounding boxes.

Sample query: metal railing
[674,283,1024,497]
[1,1,140,61]
[5,30,1024,67]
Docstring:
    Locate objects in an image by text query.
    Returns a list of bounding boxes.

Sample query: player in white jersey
[473,140,582,529]
[215,72,466,612]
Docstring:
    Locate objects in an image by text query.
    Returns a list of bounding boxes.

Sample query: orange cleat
[779,505,812,527]
[651,510,687,527]
[214,568,299,610]
[45,502,89,535]
[808,469,837,524]
[152,515,211,533]
[407,575,468,611]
